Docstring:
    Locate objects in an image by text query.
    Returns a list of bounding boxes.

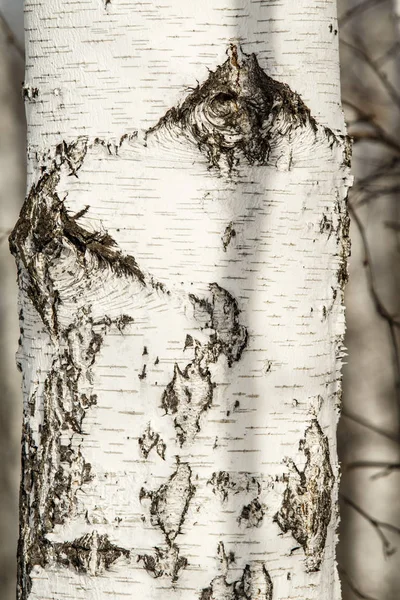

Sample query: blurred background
[1,0,400,598]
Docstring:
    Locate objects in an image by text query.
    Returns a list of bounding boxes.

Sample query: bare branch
[348,204,400,427]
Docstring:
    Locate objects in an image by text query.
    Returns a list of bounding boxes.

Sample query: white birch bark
[13,1,351,599]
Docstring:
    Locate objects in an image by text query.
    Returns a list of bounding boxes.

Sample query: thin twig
[342,495,400,556]
[338,567,379,600]
[345,461,400,479]
[341,38,400,114]
[339,0,389,27]
[0,11,24,61]
[349,204,400,428]
[342,409,400,443]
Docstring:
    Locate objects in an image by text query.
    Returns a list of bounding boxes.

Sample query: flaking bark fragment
[222,222,236,251]
[201,543,273,600]
[274,419,334,571]
[138,423,166,460]
[238,498,265,528]
[208,471,261,503]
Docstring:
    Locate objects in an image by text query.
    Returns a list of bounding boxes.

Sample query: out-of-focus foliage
[339,1,400,599]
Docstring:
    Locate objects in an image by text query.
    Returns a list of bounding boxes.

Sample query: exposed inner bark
[274,420,334,572]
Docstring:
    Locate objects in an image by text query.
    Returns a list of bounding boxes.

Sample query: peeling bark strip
[19,2,349,597]
[274,420,334,571]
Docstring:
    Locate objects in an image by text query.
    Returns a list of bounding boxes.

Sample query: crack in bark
[274,419,334,572]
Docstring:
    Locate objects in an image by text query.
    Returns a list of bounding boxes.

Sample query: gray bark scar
[274,419,334,572]
[201,542,273,600]
[207,471,261,503]
[162,284,248,446]
[138,460,195,581]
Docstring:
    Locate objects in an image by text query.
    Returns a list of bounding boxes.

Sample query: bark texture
[14,1,351,599]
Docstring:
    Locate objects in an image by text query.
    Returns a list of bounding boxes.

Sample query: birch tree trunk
[12,1,351,599]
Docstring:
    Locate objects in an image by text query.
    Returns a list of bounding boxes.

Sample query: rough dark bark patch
[149,46,318,172]
[201,543,273,600]
[10,138,139,599]
[53,531,130,574]
[238,498,265,528]
[139,460,195,581]
[22,85,39,101]
[16,309,132,599]
[138,544,187,582]
[208,471,261,503]
[162,361,213,446]
[138,423,166,460]
[222,222,236,252]
[10,137,144,335]
[162,284,247,446]
[274,419,334,572]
